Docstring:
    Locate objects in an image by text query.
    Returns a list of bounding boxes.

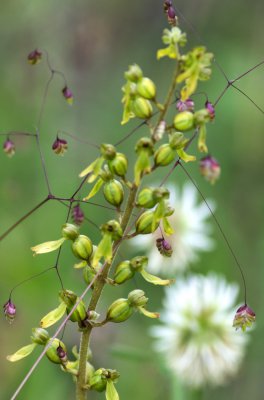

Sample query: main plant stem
[76,185,138,400]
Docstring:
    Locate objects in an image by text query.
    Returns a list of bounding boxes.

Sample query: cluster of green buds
[89,368,120,399]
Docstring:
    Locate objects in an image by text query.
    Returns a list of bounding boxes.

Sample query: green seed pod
[135,210,159,234]
[72,235,93,260]
[125,64,143,82]
[136,77,156,99]
[154,143,177,167]
[100,143,116,160]
[103,180,124,208]
[106,298,133,323]
[169,131,185,149]
[131,97,153,119]
[114,260,135,284]
[46,338,67,364]
[128,289,148,307]
[31,327,50,345]
[83,265,96,287]
[108,152,128,177]
[61,223,79,241]
[174,111,194,131]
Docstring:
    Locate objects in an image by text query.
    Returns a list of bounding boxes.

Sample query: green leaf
[198,124,208,153]
[106,380,119,400]
[157,44,178,60]
[177,148,196,163]
[162,217,174,235]
[7,343,37,362]
[92,234,113,267]
[83,178,104,201]
[138,307,160,319]
[40,302,67,328]
[74,260,87,269]
[79,157,104,183]
[140,269,174,286]
[134,151,151,186]
[31,237,65,256]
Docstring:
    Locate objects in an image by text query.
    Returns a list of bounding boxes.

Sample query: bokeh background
[0,0,264,399]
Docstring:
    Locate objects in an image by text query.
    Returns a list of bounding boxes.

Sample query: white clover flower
[150,274,248,388]
[132,183,214,275]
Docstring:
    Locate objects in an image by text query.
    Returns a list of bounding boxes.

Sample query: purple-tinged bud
[72,204,85,226]
[167,6,176,19]
[176,98,194,112]
[3,139,15,157]
[56,344,68,365]
[27,49,42,65]
[52,137,68,155]
[62,86,73,105]
[156,238,173,257]
[3,299,16,323]
[205,101,215,120]
[200,155,221,184]
[233,304,256,332]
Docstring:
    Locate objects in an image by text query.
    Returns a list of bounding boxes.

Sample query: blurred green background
[0,0,264,399]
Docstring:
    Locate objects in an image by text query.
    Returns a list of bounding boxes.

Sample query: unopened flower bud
[62,86,73,105]
[27,49,42,65]
[3,300,16,323]
[90,369,108,392]
[72,204,85,226]
[130,255,148,271]
[174,111,194,131]
[3,139,15,157]
[136,187,157,209]
[136,77,156,100]
[128,289,148,307]
[57,344,68,365]
[106,298,133,323]
[46,339,67,364]
[72,235,93,260]
[31,327,50,345]
[125,64,143,82]
[83,265,96,287]
[154,144,176,167]
[194,109,211,125]
[52,137,68,155]
[176,98,195,112]
[200,155,221,184]
[131,97,153,119]
[87,310,100,321]
[100,143,116,160]
[103,180,124,208]
[169,131,185,149]
[62,223,79,240]
[205,101,215,120]
[59,290,87,323]
[108,152,128,177]
[233,304,256,332]
[101,220,123,240]
[153,120,166,142]
[156,237,173,257]
[135,210,159,234]
[114,261,134,284]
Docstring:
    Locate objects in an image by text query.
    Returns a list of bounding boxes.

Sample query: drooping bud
[3,299,16,324]
[174,111,194,131]
[153,120,166,142]
[106,298,133,323]
[3,138,15,157]
[124,64,143,82]
[199,155,221,184]
[46,339,67,364]
[131,97,153,119]
[31,327,49,345]
[72,204,85,226]
[62,86,73,105]
[136,77,156,100]
[27,49,42,65]
[100,143,117,161]
[62,223,79,241]
[167,6,177,25]
[103,179,124,208]
[233,304,256,332]
[135,210,159,234]
[205,101,215,120]
[108,152,128,177]
[52,137,68,155]
[156,237,173,257]
[128,289,148,307]
[72,235,93,260]
[154,143,176,167]
[176,98,195,112]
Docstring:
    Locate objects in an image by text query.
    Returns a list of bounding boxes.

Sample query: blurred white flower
[150,274,248,388]
[132,183,214,275]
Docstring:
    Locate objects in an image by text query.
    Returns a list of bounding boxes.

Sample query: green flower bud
[174,111,194,131]
[46,339,67,364]
[59,290,87,323]
[108,152,128,177]
[130,255,148,271]
[131,97,153,119]
[100,143,116,160]
[128,289,148,307]
[135,137,154,154]
[83,265,96,287]
[154,143,177,166]
[136,187,156,208]
[194,109,211,125]
[72,235,93,260]
[125,64,143,82]
[135,210,160,234]
[101,220,123,240]
[31,327,50,345]
[90,369,107,392]
[103,179,124,208]
[114,261,135,284]
[169,131,186,149]
[106,298,133,323]
[136,77,156,99]
[62,223,79,241]
[87,310,100,321]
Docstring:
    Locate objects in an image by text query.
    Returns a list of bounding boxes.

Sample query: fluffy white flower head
[133,183,214,275]
[151,274,248,388]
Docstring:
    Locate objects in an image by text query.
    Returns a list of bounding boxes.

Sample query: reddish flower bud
[200,155,221,184]
[3,299,16,324]
[52,137,68,155]
[205,101,215,120]
[62,86,73,105]
[56,344,68,365]
[27,49,42,65]
[167,6,176,19]
[233,304,256,332]
[3,138,15,157]
[72,204,85,226]
[156,238,173,257]
[176,98,194,112]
